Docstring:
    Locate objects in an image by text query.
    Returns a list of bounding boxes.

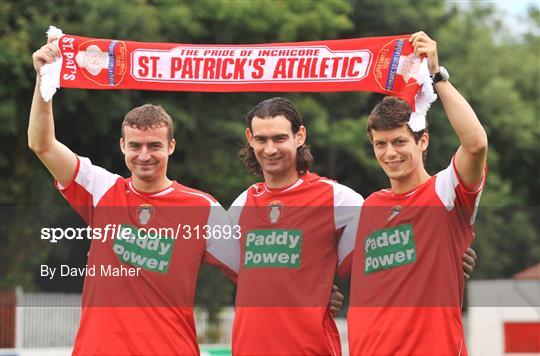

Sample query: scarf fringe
[409,58,437,132]
[40,26,64,102]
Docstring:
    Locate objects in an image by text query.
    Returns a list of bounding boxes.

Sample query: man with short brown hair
[122,104,174,141]
[29,37,238,355]
[347,31,487,356]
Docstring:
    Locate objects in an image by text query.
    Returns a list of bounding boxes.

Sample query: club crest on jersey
[268,200,284,224]
[137,204,154,225]
[387,205,402,222]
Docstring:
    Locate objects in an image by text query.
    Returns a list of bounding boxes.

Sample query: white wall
[467,280,540,356]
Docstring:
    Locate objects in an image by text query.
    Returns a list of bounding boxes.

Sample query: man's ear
[419,132,429,152]
[245,127,254,147]
[120,137,125,154]
[296,125,306,147]
[168,138,176,155]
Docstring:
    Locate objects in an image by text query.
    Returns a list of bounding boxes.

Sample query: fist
[32,36,61,74]
[329,284,344,316]
[409,31,439,75]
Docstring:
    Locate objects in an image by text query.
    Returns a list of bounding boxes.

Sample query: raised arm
[411,32,488,190]
[28,36,77,186]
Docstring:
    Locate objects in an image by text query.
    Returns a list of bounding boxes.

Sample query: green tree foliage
[1,0,538,326]
[0,0,355,328]
[434,3,540,277]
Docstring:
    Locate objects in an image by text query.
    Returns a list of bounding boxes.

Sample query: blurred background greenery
[1,0,539,322]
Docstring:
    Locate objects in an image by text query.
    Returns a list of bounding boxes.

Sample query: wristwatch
[431,66,449,85]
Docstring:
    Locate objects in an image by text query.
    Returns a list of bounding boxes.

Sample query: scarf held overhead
[41,26,436,124]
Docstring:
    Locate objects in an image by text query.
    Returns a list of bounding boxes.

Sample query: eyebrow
[127,141,164,146]
[254,134,289,140]
[374,135,409,143]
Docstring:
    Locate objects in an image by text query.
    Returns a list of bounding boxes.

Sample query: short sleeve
[55,156,120,223]
[435,156,487,225]
[203,200,240,282]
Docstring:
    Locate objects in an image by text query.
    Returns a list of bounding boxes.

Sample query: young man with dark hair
[346,31,487,356]
[230,97,363,355]
[29,37,238,355]
[239,97,314,178]
[367,96,429,159]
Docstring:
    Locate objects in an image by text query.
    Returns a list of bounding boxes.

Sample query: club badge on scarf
[41,26,436,127]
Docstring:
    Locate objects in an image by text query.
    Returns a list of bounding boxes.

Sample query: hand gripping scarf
[40,26,436,131]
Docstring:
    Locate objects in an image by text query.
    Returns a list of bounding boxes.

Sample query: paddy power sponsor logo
[112,224,174,273]
[364,224,416,274]
[244,229,302,268]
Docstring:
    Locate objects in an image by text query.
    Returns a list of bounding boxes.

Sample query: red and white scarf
[41,26,436,130]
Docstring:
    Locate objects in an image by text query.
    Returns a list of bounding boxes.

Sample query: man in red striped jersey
[229,97,363,355]
[29,37,238,355]
[345,31,487,356]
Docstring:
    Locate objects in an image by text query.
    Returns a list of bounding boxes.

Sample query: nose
[385,144,398,157]
[138,146,151,161]
[263,141,278,156]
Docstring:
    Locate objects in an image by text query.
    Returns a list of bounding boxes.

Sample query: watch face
[440,66,450,80]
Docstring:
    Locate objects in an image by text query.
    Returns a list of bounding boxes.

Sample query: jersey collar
[128,180,176,197]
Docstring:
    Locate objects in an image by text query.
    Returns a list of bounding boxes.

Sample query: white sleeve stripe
[205,203,239,272]
[435,163,458,211]
[470,190,483,225]
[75,157,120,207]
[319,179,364,228]
[228,189,249,225]
[320,179,364,265]
[179,189,239,272]
[177,189,240,270]
[436,159,485,222]
[319,180,340,230]
[338,210,360,265]
[206,239,239,273]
